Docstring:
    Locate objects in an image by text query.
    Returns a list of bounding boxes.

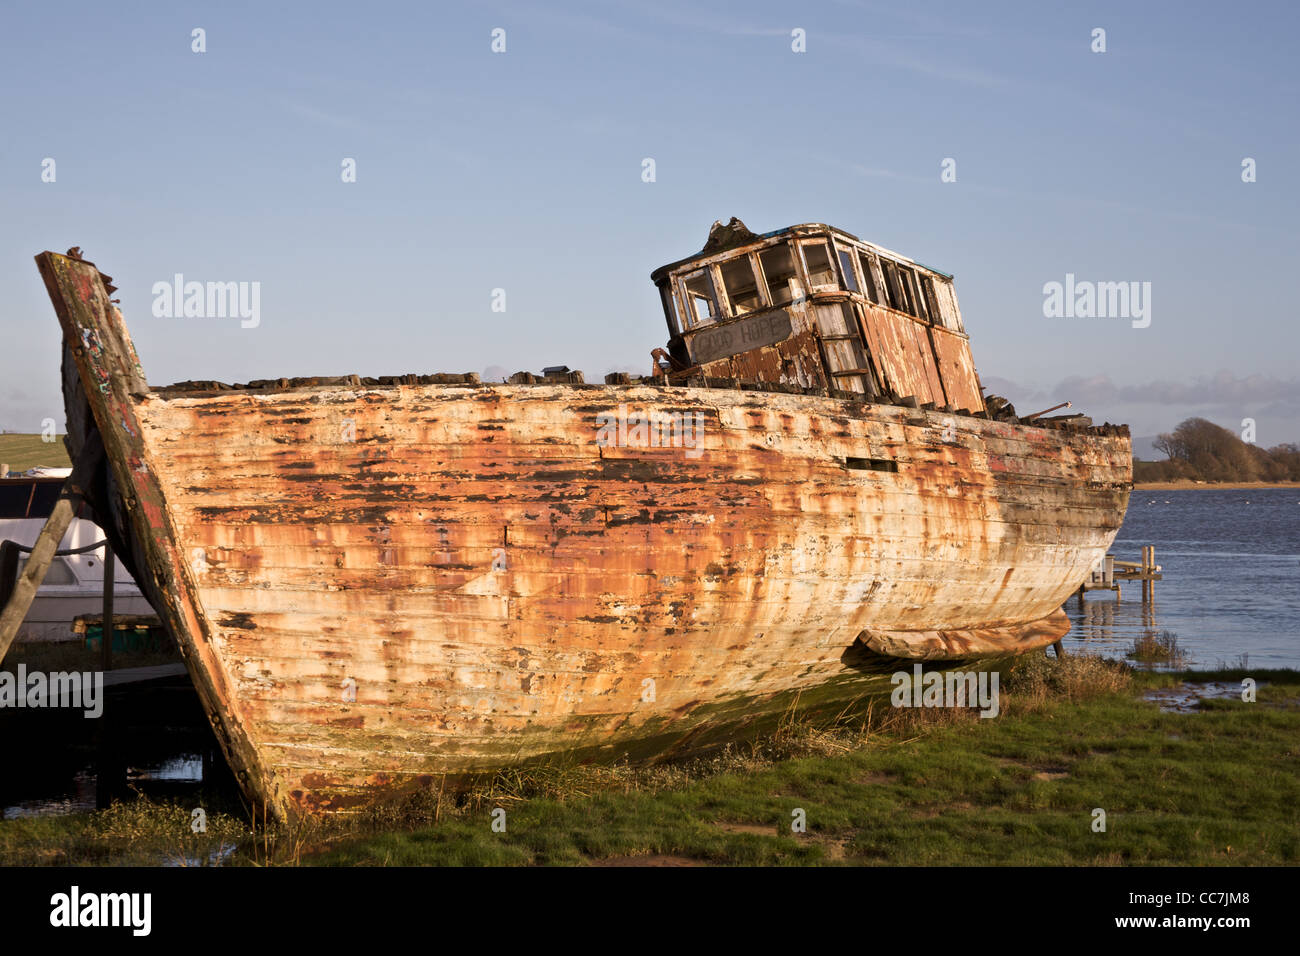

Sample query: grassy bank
[2,657,1297,866]
[0,434,70,473]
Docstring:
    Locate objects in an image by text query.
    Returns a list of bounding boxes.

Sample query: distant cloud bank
[985,372,1300,407]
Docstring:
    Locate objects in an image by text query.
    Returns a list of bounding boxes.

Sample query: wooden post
[0,436,102,664]
[101,541,114,671]
[1146,546,1156,602]
[0,540,19,609]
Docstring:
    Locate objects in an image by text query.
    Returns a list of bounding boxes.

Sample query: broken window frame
[857,249,882,305]
[679,268,722,329]
[919,275,942,327]
[898,265,927,320]
[834,244,860,294]
[932,279,964,332]
[718,253,768,317]
[757,241,803,307]
[798,239,839,292]
[879,258,908,314]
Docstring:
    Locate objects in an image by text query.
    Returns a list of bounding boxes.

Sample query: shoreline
[1133,480,1300,490]
[2,663,1296,866]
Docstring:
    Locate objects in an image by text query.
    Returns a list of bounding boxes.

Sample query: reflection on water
[2,771,96,818]
[127,755,204,783]
[1,756,204,818]
[1142,682,1254,713]
[1063,489,1300,669]
[161,842,239,868]
[0,677,237,820]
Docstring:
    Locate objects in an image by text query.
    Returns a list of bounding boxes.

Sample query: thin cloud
[276,97,365,132]
[1052,373,1300,407]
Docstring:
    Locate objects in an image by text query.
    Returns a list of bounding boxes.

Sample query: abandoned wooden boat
[26,220,1130,817]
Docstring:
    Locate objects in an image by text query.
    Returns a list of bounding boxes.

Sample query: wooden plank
[36,250,282,821]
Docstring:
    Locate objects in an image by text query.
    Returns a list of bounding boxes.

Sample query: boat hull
[39,252,1131,816]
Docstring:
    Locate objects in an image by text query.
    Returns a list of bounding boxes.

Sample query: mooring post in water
[102,541,114,672]
[0,436,104,664]
[1141,545,1156,603]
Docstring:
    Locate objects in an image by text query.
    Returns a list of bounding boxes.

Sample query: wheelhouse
[650,219,985,414]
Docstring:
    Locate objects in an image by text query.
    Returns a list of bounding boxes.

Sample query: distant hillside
[1134,418,1300,482]
[0,434,72,473]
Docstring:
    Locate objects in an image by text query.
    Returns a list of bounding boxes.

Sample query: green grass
[0,433,71,473]
[2,657,1297,866]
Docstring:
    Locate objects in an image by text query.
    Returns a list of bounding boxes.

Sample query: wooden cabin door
[812,301,878,395]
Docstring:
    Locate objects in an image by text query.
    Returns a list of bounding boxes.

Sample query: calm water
[1062,488,1300,669]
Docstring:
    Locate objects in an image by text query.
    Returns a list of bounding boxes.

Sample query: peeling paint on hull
[37,251,1131,818]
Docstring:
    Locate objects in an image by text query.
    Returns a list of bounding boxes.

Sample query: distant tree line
[1135,417,1300,482]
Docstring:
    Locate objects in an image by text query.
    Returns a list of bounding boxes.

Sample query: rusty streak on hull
[37,251,1131,819]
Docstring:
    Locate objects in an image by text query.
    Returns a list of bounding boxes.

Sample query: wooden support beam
[0,435,103,664]
[37,249,284,821]
[101,541,115,671]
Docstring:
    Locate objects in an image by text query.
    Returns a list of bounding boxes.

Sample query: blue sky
[2,0,1297,453]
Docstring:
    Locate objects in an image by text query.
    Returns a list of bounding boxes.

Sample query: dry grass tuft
[1004,652,1132,712]
[1128,631,1188,667]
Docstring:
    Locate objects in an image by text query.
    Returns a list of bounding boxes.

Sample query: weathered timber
[37,251,283,820]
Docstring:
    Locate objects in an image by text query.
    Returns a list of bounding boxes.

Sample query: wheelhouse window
[801,241,837,290]
[919,275,940,326]
[899,265,926,319]
[858,251,881,305]
[719,255,764,316]
[681,269,720,328]
[759,243,801,306]
[836,248,860,294]
[879,258,906,312]
[929,278,961,330]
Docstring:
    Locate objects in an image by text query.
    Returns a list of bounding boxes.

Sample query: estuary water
[1061,488,1300,669]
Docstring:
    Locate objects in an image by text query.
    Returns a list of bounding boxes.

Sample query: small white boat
[0,472,152,642]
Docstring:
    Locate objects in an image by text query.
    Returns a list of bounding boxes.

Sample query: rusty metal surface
[39,249,1132,818]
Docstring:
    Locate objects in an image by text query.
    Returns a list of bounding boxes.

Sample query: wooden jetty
[1076,545,1162,603]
